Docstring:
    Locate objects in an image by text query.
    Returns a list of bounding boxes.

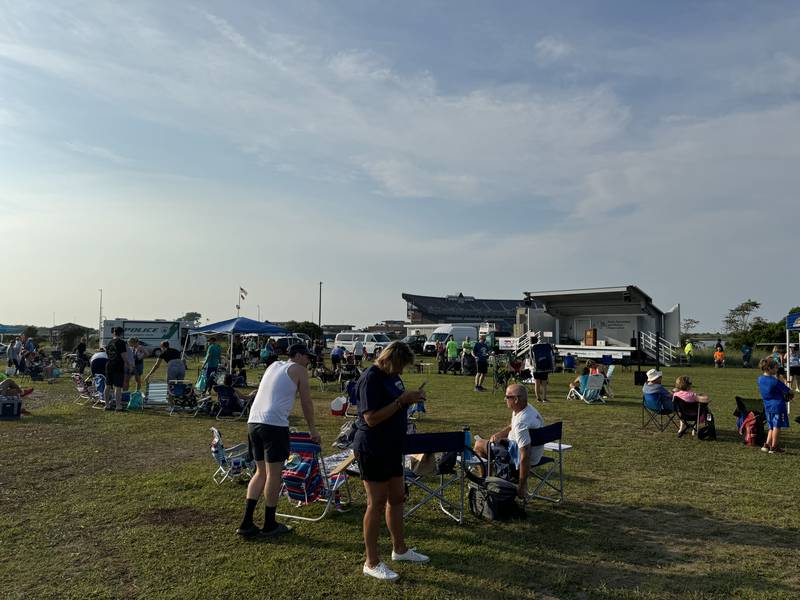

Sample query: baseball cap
[287,343,312,358]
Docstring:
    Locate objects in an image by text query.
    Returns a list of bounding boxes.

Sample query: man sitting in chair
[473,384,544,499]
[642,369,673,411]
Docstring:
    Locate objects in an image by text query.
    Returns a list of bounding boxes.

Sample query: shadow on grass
[426,499,800,598]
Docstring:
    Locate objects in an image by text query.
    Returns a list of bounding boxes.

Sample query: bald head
[505,383,528,407]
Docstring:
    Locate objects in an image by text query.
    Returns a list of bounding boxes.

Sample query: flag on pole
[240,286,248,301]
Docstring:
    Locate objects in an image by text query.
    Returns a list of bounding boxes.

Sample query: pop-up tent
[786,312,800,360]
[187,317,290,368]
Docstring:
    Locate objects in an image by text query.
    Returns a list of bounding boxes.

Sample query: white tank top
[248,361,298,427]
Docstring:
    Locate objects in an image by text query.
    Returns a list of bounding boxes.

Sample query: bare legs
[362,477,406,568]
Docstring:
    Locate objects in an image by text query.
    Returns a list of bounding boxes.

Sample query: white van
[422,325,478,355]
[333,332,392,358]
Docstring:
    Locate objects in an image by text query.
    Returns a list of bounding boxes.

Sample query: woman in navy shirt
[353,341,428,581]
[758,357,794,453]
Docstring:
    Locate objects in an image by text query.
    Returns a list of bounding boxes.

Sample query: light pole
[318,282,323,330]
[98,288,103,342]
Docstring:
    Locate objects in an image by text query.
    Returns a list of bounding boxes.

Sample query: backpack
[468,477,526,521]
[697,411,717,441]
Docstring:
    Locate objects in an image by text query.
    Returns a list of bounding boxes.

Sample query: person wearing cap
[354,341,428,581]
[642,369,672,413]
[236,344,320,538]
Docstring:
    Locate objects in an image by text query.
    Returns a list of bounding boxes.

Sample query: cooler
[0,395,21,421]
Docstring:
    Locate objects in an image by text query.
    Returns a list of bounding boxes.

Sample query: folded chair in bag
[210,427,254,484]
[734,396,766,447]
[642,392,678,432]
[277,432,352,522]
[402,429,469,524]
[566,374,605,404]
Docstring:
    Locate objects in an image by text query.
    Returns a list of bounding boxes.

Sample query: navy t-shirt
[473,341,489,362]
[353,365,407,456]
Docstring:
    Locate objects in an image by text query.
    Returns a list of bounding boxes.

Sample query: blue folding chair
[642,392,677,432]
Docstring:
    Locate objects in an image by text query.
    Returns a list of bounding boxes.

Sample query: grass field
[2,359,799,600]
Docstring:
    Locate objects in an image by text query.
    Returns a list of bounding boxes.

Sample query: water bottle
[464,429,473,460]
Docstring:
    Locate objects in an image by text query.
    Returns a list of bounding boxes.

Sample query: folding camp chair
[603,364,616,398]
[277,432,352,522]
[562,354,577,373]
[672,398,709,437]
[525,422,568,504]
[75,373,98,405]
[88,374,107,409]
[212,385,252,421]
[642,392,678,432]
[402,429,469,524]
[144,381,170,410]
[209,427,254,484]
[168,379,200,416]
[313,366,337,392]
[566,374,605,404]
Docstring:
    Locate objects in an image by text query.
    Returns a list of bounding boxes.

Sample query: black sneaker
[236,524,262,538]
[261,523,292,537]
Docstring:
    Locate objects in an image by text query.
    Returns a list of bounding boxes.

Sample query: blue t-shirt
[473,341,489,362]
[331,347,345,359]
[642,382,672,409]
[353,365,407,456]
[758,375,790,412]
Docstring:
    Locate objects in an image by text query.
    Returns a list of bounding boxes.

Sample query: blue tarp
[189,317,289,336]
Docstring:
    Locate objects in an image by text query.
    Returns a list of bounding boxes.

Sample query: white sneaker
[391,547,430,563]
[363,561,399,581]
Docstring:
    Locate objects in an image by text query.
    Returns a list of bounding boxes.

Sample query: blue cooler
[0,395,21,420]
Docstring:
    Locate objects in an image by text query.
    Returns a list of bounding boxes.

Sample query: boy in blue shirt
[758,357,794,453]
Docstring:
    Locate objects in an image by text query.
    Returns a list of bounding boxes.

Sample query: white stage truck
[101,319,181,357]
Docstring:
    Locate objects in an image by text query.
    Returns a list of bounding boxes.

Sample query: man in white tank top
[237,344,321,537]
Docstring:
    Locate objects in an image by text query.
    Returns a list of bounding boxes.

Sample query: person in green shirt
[445,335,459,374]
[202,337,222,391]
[461,336,473,355]
[683,341,694,366]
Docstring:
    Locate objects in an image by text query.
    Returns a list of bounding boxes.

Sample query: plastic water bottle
[464,430,473,460]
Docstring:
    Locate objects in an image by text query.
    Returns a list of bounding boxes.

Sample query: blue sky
[1,1,799,330]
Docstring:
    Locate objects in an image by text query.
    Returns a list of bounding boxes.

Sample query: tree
[723,299,761,335]
[287,321,323,341]
[176,312,202,328]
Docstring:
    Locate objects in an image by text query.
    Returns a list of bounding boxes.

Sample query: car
[292,333,312,346]
[333,332,392,358]
[401,334,427,354]
[273,336,306,355]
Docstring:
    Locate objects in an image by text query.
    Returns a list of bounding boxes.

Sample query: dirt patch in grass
[140,506,222,527]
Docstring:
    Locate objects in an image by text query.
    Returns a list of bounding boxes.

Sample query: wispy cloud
[534,36,574,65]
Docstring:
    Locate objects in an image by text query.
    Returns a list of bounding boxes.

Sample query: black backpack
[468,477,526,521]
[697,410,717,441]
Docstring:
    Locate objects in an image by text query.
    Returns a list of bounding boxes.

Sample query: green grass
[2,359,799,599]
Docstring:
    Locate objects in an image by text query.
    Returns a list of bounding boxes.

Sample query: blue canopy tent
[187,317,290,368]
[786,312,800,371]
[0,325,23,344]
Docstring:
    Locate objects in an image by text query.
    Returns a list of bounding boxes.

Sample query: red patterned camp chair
[277,432,353,522]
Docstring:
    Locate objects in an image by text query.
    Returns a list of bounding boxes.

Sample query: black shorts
[355,450,404,482]
[476,360,488,375]
[105,368,124,388]
[248,423,290,463]
[790,366,800,377]
[232,358,245,370]
[533,371,549,381]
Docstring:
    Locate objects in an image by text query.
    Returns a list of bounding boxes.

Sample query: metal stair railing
[515,331,541,358]
[639,331,678,366]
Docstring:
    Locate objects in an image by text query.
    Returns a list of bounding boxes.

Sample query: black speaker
[634,371,647,386]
